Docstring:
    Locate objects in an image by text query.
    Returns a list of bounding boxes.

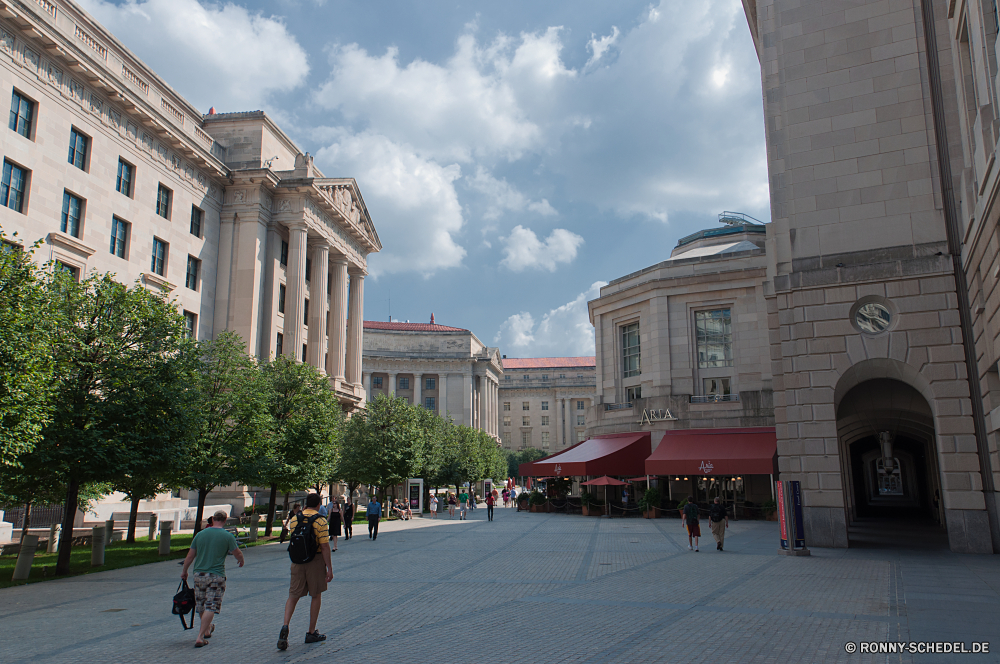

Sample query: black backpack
[683,502,699,523]
[287,513,321,564]
[172,580,196,630]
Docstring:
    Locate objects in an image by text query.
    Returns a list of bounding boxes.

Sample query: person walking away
[485,491,495,522]
[682,495,700,551]
[511,488,518,509]
[326,501,341,552]
[343,501,354,540]
[429,493,438,518]
[277,493,332,650]
[622,488,629,515]
[709,497,729,551]
[448,493,457,518]
[180,511,245,647]
[469,490,476,510]
[367,496,381,540]
[280,504,301,544]
[458,489,469,520]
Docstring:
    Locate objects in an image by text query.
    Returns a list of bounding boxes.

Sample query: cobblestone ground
[3,507,1000,663]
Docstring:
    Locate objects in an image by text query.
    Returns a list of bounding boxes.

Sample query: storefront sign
[638,408,678,424]
[554,464,562,475]
[698,460,714,474]
[777,480,806,550]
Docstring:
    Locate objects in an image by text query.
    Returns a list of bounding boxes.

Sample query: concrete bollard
[12,534,39,582]
[158,521,173,556]
[147,514,158,541]
[105,519,115,546]
[91,526,106,567]
[47,524,60,554]
[249,514,260,542]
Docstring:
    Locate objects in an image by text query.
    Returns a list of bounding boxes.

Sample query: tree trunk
[19,501,32,544]
[127,494,140,543]
[265,483,278,537]
[194,488,209,534]
[56,480,80,576]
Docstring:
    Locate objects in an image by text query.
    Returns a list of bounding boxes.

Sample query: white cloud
[500,226,583,272]
[494,282,606,357]
[586,26,620,68]
[314,131,465,277]
[77,0,309,111]
[467,167,557,220]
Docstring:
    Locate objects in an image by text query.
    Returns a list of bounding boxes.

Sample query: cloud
[77,0,309,111]
[586,26,620,67]
[467,167,557,220]
[314,131,465,277]
[500,226,583,272]
[494,282,606,357]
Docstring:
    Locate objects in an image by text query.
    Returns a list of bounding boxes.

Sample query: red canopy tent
[518,432,651,478]
[645,427,777,476]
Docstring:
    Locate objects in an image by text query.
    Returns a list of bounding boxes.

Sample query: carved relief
[23,47,38,71]
[46,63,62,87]
[196,173,207,190]
[0,28,13,55]
[157,144,168,161]
[234,189,245,204]
[171,154,181,171]
[261,191,272,209]
[126,121,138,141]
[70,79,85,102]
[209,184,220,201]
[109,107,121,129]
[89,94,102,115]
[278,199,291,213]
[141,132,153,152]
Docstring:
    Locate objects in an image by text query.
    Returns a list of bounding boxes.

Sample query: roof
[646,428,777,476]
[363,321,468,332]
[518,433,652,477]
[675,222,766,247]
[670,240,760,261]
[502,357,596,369]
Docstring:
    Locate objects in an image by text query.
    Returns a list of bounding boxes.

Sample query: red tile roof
[363,320,468,332]
[502,357,596,369]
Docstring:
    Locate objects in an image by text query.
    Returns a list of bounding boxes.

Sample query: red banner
[777,480,788,547]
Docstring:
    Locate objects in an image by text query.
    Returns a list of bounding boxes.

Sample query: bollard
[12,534,39,582]
[249,513,260,542]
[105,519,115,546]
[91,526,106,567]
[147,514,158,542]
[158,521,173,556]
[47,524,60,554]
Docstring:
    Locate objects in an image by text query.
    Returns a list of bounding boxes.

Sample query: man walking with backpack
[277,493,332,651]
[709,496,729,551]
[681,495,701,552]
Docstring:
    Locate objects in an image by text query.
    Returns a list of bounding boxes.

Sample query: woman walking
[343,500,354,540]
[429,493,439,518]
[448,493,457,518]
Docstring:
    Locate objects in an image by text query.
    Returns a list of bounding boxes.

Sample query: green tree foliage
[506,447,546,479]
[340,394,424,501]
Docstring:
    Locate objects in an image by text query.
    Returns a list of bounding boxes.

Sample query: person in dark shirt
[326,501,341,551]
[343,500,354,540]
[709,497,729,551]
[681,495,701,552]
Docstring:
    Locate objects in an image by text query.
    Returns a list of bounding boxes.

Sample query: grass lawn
[0,525,281,590]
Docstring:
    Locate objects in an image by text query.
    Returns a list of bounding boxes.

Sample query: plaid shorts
[193,573,226,614]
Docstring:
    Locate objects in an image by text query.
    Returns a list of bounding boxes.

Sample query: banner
[777,480,788,549]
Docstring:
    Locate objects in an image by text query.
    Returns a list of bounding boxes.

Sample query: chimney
[430,313,435,324]
[208,106,216,115]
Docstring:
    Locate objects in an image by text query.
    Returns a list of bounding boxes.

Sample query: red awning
[645,427,777,476]
[519,432,651,478]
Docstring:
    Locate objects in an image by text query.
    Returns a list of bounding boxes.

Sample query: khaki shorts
[290,556,328,598]
[193,572,226,614]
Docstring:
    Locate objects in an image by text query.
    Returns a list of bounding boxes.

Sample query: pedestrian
[277,493,332,650]
[343,501,354,540]
[510,488,517,509]
[682,495,700,552]
[180,511,245,648]
[502,488,509,508]
[448,493,457,518]
[367,495,381,540]
[429,493,438,518]
[469,490,476,510]
[485,490,495,522]
[458,488,469,520]
[326,501,341,552]
[709,496,729,551]
[281,504,301,544]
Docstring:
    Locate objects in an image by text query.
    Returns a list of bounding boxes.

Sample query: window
[503,432,512,446]
[1,160,27,213]
[183,311,197,339]
[151,238,167,276]
[505,375,510,380]
[521,432,531,446]
[110,217,128,258]
[280,240,288,266]
[327,274,331,295]
[426,377,436,390]
[704,377,731,396]
[424,397,435,410]
[695,309,733,368]
[522,402,530,411]
[560,374,565,378]
[577,401,585,410]
[541,432,550,447]
[522,416,530,426]
[304,298,309,325]
[577,431,585,443]
[503,416,511,427]
[9,91,33,138]
[622,322,640,377]
[399,377,409,390]
[503,402,511,411]
[189,206,203,237]
[577,415,585,426]
[541,401,549,410]
[55,261,79,280]
[541,416,549,426]
[276,333,283,356]
[116,159,133,197]
[68,128,88,170]
[278,284,286,314]
[578,374,583,378]
[541,374,548,381]
[61,191,83,237]
[302,345,307,362]
[523,375,529,381]
[373,376,383,388]
[626,386,642,402]
[185,256,200,291]
[155,184,171,219]
[305,258,312,282]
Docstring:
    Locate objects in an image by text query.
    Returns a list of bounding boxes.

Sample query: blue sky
[81,0,768,357]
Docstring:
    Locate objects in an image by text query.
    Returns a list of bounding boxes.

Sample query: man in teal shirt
[181,511,245,647]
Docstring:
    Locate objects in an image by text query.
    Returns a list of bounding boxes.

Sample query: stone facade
[744,0,997,552]
[362,318,503,436]
[498,357,596,452]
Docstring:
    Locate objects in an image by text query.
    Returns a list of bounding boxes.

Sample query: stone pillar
[363,372,372,402]
[464,371,473,426]
[283,224,308,359]
[258,226,283,359]
[226,213,270,355]
[440,374,448,416]
[91,526,106,566]
[158,521,173,556]
[479,378,486,431]
[47,524,60,553]
[345,271,365,384]
[328,257,349,380]
[307,242,329,371]
[555,395,563,448]
[12,534,38,581]
[492,380,498,436]
[414,373,423,409]
[388,371,398,396]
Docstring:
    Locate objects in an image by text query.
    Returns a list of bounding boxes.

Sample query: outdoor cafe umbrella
[582,476,628,515]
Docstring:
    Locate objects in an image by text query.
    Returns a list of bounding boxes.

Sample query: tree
[506,447,546,480]
[179,332,271,534]
[340,394,424,502]
[259,356,344,536]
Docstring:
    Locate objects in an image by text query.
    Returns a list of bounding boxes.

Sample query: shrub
[638,487,662,511]
[761,499,777,516]
[528,490,546,506]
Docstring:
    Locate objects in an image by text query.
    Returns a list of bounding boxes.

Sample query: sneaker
[277,626,289,651]
[305,631,327,644]
[695,546,699,552]
[688,544,693,550]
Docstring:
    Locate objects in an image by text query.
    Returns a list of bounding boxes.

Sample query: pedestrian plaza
[2,507,999,663]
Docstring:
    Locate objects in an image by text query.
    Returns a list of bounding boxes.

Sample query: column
[440,374,448,416]
[283,224,308,359]
[227,214,269,355]
[388,371,398,396]
[479,378,486,432]
[414,373,423,409]
[464,370,473,426]
[307,242,329,370]
[492,380,498,436]
[555,395,563,448]
[328,258,349,380]
[563,398,571,445]
[345,270,365,384]
[363,372,372,402]
[258,226,282,359]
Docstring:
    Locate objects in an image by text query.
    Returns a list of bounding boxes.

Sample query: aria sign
[553,464,562,476]
[638,408,678,425]
[699,460,714,474]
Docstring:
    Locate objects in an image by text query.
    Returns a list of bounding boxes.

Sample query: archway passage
[837,378,948,549]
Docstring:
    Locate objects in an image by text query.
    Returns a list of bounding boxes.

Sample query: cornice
[141,271,173,291]
[47,230,94,256]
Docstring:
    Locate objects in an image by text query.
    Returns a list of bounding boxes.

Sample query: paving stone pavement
[2,507,1000,663]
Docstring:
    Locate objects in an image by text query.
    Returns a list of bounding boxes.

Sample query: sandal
[204,624,216,639]
[194,641,209,648]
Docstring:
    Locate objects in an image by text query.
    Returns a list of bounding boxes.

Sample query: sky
[79,0,769,358]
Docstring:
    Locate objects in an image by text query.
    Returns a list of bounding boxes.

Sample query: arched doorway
[836,378,947,548]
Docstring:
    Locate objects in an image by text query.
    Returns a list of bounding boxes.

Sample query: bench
[224,521,250,550]
[110,512,155,528]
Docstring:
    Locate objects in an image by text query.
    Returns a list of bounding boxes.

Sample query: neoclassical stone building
[0,0,379,412]
[362,316,502,436]
[499,357,595,452]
